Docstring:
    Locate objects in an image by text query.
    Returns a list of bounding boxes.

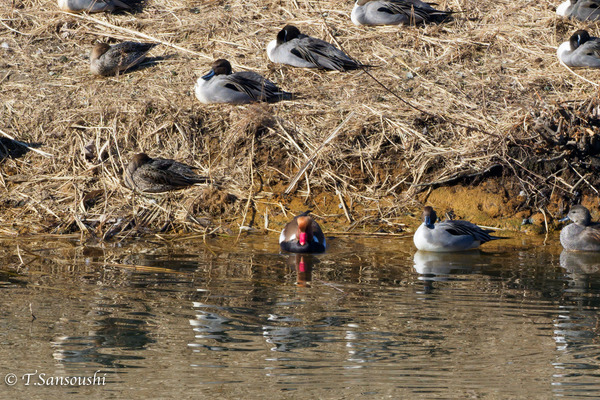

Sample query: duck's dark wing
[107,42,156,70]
[437,220,501,243]
[224,71,292,102]
[377,0,450,22]
[290,36,362,71]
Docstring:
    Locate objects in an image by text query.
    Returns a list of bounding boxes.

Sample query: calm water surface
[1,234,600,399]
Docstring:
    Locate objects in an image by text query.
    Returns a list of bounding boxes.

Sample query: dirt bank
[1,1,599,239]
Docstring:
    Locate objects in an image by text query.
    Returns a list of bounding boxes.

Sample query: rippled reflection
[287,254,315,287]
[553,251,600,397]
[4,236,600,397]
[413,250,483,278]
[51,295,153,368]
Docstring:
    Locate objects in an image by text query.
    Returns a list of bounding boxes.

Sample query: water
[1,234,600,399]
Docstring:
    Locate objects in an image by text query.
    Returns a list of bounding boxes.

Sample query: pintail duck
[267,25,364,71]
[351,0,452,26]
[194,59,293,104]
[560,205,600,251]
[557,0,600,21]
[413,206,502,252]
[279,211,326,253]
[123,153,208,193]
[90,42,157,76]
[58,0,135,13]
[557,30,600,68]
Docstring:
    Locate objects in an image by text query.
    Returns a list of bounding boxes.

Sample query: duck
[557,0,600,21]
[194,59,293,104]
[90,42,157,76]
[413,206,502,252]
[279,211,326,253]
[560,205,600,251]
[123,153,208,193]
[58,0,135,13]
[557,30,600,68]
[350,0,452,26]
[267,25,364,71]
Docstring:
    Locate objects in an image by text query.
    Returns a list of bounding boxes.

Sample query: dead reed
[1,0,600,238]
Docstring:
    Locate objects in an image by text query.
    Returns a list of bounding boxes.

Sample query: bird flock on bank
[55,0,600,253]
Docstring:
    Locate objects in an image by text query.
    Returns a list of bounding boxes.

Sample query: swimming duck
[351,0,452,26]
[58,0,135,13]
[267,25,364,71]
[279,211,326,253]
[413,206,502,252]
[560,205,600,251]
[90,42,157,76]
[557,0,600,21]
[123,153,208,193]
[194,59,293,104]
[557,30,600,68]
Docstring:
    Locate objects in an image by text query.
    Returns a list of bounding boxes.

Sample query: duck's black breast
[280,240,325,254]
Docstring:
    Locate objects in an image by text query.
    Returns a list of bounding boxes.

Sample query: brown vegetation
[1,0,600,238]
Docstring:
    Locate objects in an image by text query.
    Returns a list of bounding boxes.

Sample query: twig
[539,207,549,245]
[559,59,600,88]
[285,112,355,194]
[567,161,599,195]
[60,11,212,59]
[237,136,255,242]
[0,129,53,157]
[0,20,30,36]
[336,188,352,223]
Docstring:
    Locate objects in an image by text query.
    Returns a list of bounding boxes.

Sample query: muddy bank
[1,1,600,239]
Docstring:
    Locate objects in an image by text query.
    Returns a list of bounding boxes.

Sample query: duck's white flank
[556,1,571,16]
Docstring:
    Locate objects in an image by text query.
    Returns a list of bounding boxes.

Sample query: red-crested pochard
[279,211,326,253]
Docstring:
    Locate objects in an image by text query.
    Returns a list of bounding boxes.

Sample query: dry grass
[1,0,600,238]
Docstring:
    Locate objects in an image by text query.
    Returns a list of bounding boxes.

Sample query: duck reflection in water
[287,254,316,287]
[413,251,483,293]
[52,304,152,367]
[554,251,600,361]
[189,305,236,351]
[260,255,321,352]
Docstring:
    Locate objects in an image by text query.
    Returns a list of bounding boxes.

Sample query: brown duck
[90,42,157,76]
[123,153,208,193]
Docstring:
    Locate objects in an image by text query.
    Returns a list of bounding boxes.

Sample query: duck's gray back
[571,0,600,21]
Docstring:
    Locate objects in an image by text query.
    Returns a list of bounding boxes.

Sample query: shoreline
[2,1,600,239]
